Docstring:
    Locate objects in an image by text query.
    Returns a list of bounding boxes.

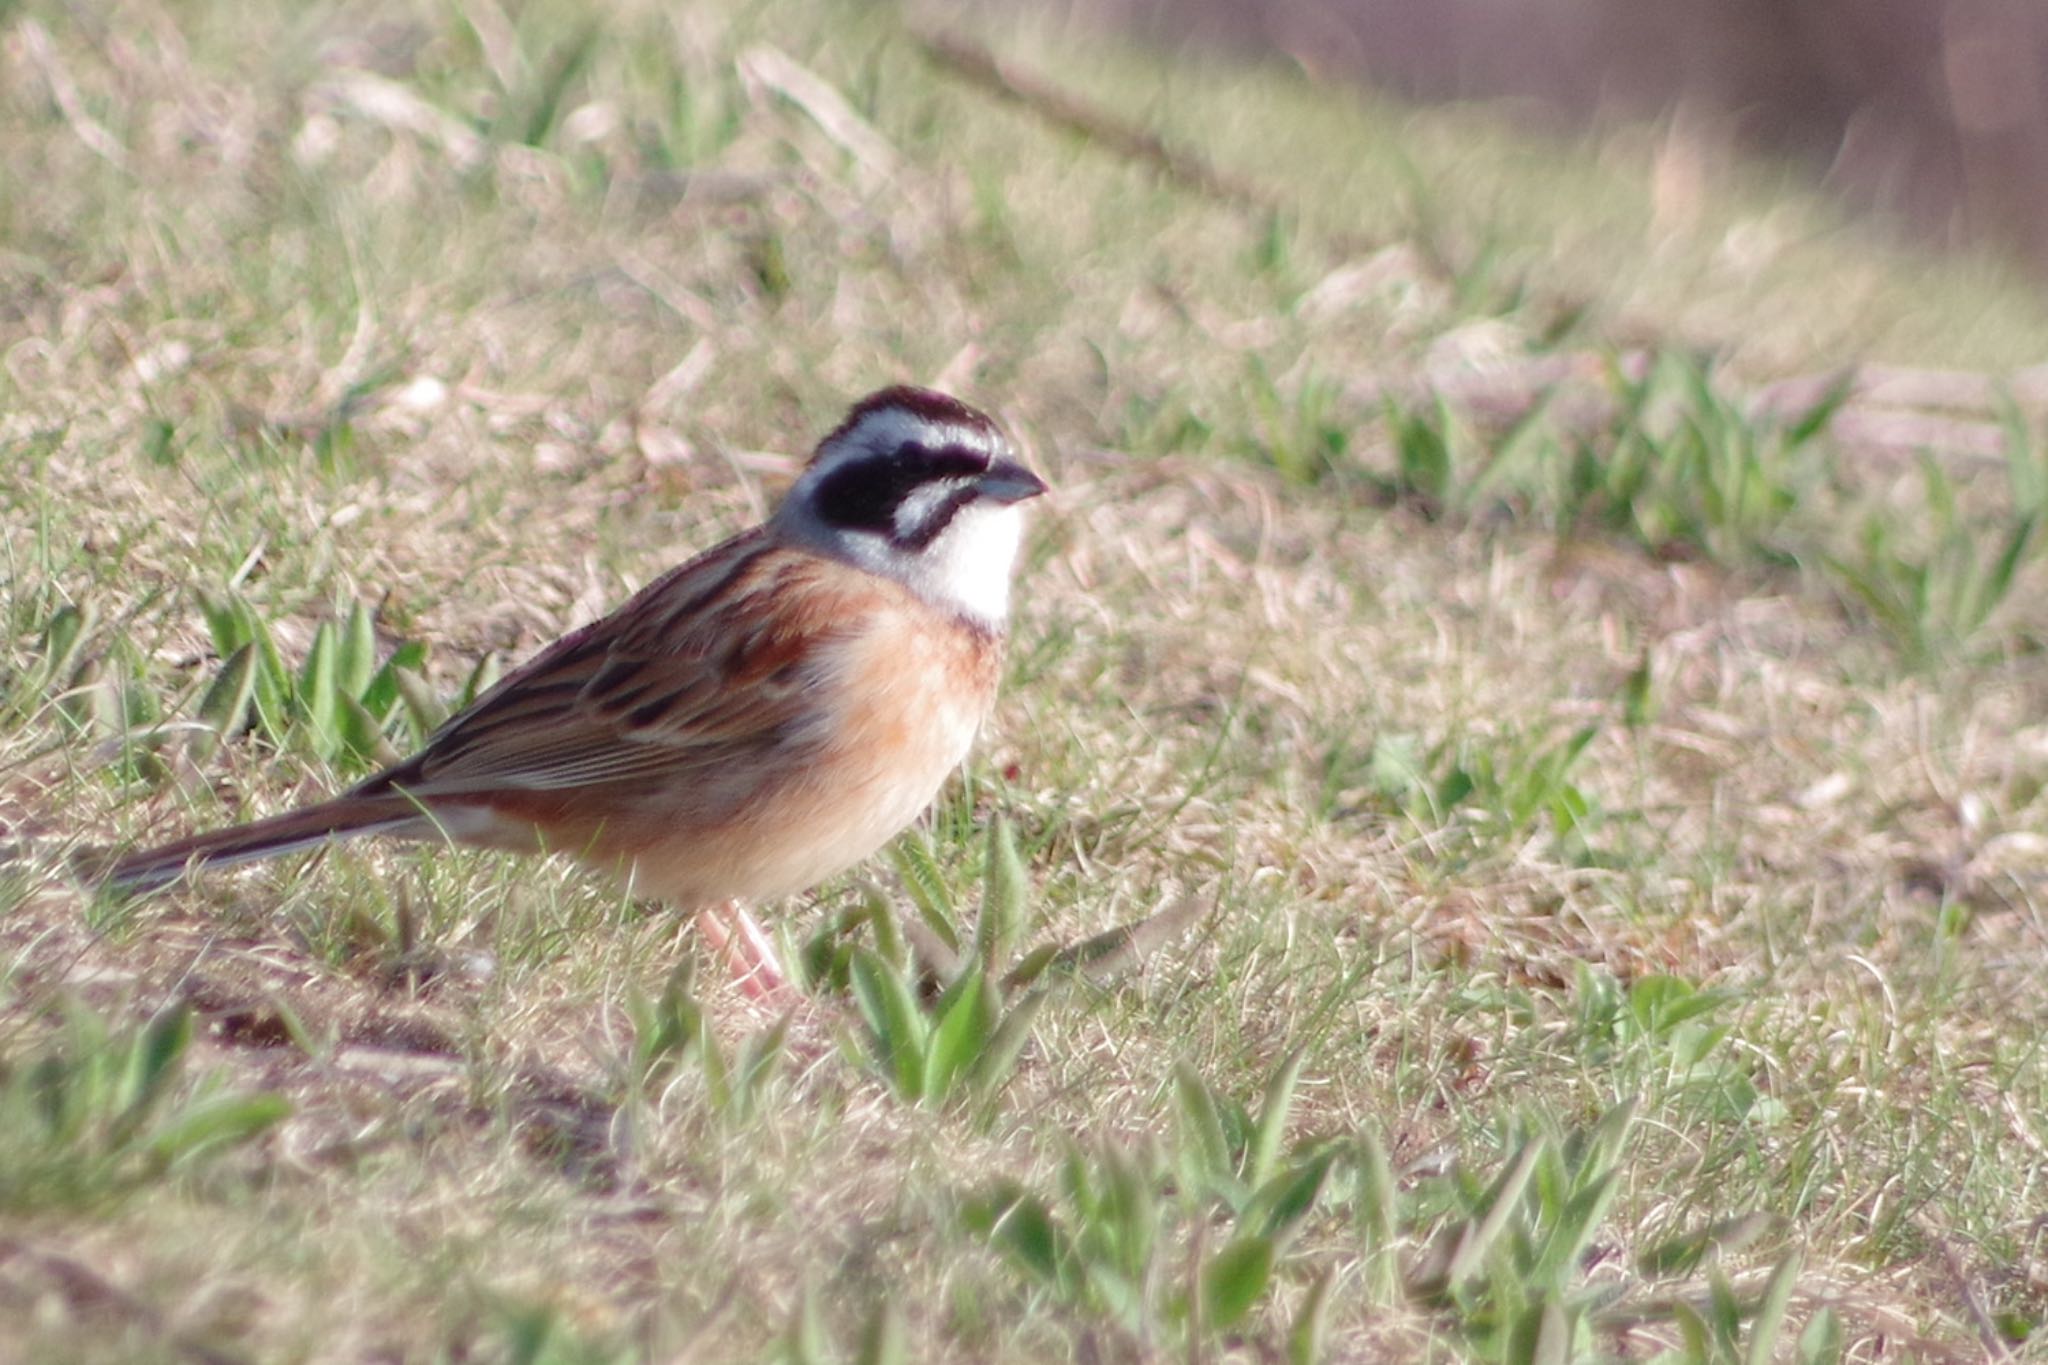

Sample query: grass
[7,0,2048,1358]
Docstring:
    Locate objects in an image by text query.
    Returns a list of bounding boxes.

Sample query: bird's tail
[102,794,430,893]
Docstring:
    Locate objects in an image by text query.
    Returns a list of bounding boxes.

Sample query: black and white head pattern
[781,387,1046,626]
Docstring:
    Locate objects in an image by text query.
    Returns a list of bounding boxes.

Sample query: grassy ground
[7,1,2048,1360]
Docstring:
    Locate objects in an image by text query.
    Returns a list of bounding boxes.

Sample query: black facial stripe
[900,441,990,482]
[890,486,979,552]
[812,440,991,532]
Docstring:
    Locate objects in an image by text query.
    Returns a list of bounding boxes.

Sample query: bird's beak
[977,458,1049,504]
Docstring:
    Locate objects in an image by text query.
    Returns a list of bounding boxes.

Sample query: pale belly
[614,609,998,908]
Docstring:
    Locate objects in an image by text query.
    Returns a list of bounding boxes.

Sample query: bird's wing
[356,535,882,800]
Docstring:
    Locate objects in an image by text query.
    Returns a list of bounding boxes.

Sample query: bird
[103,386,1048,997]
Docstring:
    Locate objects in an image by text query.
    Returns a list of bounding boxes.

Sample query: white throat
[911,499,1025,626]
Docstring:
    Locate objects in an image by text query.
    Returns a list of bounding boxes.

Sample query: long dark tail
[104,795,430,893]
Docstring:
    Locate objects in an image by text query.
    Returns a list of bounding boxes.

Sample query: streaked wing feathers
[356,535,863,798]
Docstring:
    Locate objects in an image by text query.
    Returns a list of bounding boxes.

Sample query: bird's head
[779,386,1047,626]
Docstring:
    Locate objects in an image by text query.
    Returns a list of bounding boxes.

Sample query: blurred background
[1018,0,2048,274]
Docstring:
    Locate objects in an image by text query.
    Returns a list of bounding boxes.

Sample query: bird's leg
[693,901,791,1002]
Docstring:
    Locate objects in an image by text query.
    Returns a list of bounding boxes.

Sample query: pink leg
[693,901,791,1002]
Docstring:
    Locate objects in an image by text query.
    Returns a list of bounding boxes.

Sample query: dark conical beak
[977,458,1049,504]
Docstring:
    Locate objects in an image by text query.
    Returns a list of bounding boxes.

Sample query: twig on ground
[914,27,1268,211]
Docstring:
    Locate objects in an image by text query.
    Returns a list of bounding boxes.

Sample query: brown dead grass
[7,0,2048,1360]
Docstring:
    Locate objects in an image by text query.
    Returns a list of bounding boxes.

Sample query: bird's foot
[693,902,793,1006]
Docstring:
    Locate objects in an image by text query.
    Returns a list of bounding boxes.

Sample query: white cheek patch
[893,483,957,541]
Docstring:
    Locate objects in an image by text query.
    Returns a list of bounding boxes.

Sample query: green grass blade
[853,1299,906,1365]
[194,642,258,749]
[338,600,377,699]
[889,831,960,951]
[247,609,291,742]
[297,620,340,755]
[850,948,928,1099]
[921,966,992,1103]
[1288,1266,1334,1365]
[362,639,429,721]
[783,1284,832,1365]
[39,603,91,685]
[1173,1062,1236,1196]
[969,986,1046,1102]
[121,1003,192,1121]
[1530,1169,1617,1285]
[976,812,1027,973]
[393,665,447,743]
[147,1091,291,1168]
[1505,1297,1572,1365]
[459,651,502,709]
[1355,1130,1401,1303]
[1202,1234,1274,1330]
[1797,1307,1844,1364]
[195,587,248,658]
[1249,1145,1336,1245]
[506,22,600,148]
[1246,1046,1306,1189]
[1443,1137,1545,1288]
[1745,1251,1801,1365]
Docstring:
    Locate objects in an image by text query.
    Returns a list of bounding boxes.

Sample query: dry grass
[7,0,2048,1360]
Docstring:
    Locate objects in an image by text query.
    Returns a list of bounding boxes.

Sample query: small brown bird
[107,387,1047,995]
